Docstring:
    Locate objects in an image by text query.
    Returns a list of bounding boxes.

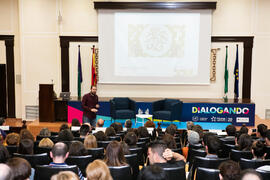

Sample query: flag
[234,44,239,99]
[91,45,97,86]
[77,45,83,98]
[224,46,228,98]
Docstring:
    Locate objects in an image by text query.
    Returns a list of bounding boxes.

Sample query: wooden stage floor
[4,115,270,139]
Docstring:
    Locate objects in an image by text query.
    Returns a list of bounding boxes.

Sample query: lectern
[39,84,54,122]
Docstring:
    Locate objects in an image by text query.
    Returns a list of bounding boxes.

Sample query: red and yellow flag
[91,45,97,86]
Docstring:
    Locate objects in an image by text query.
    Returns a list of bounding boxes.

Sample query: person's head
[6,157,31,180]
[188,131,200,145]
[257,124,268,138]
[105,141,126,166]
[147,140,167,164]
[80,124,90,137]
[90,85,97,95]
[19,129,34,142]
[94,131,107,141]
[110,123,123,133]
[205,135,222,155]
[165,125,176,136]
[265,129,270,146]
[0,145,10,163]
[58,129,74,142]
[105,127,116,137]
[252,140,266,159]
[140,165,167,180]
[18,139,34,154]
[96,119,104,127]
[137,127,149,138]
[50,142,69,163]
[86,160,113,180]
[120,141,130,155]
[186,121,194,130]
[162,133,177,149]
[219,160,240,180]
[125,119,132,129]
[0,117,5,126]
[239,124,248,135]
[0,163,12,180]
[6,133,20,146]
[38,138,54,148]
[144,120,156,128]
[202,132,215,146]
[71,119,81,127]
[60,124,69,132]
[51,171,79,180]
[226,125,236,136]
[39,127,51,137]
[69,141,87,156]
[124,132,137,147]
[84,134,97,149]
[192,125,204,139]
[237,134,252,151]
[240,169,262,180]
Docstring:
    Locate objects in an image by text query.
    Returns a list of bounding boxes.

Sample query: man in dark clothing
[81,86,99,127]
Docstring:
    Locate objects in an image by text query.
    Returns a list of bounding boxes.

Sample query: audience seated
[205,136,222,158]
[144,120,156,128]
[0,118,7,140]
[219,160,240,180]
[125,119,132,130]
[5,132,20,146]
[0,144,10,163]
[0,163,12,180]
[105,127,116,137]
[72,119,81,127]
[60,124,70,132]
[49,142,83,180]
[165,125,177,137]
[86,159,113,180]
[237,134,252,151]
[58,129,74,142]
[265,130,270,146]
[84,134,98,149]
[79,124,90,138]
[137,127,150,138]
[240,169,262,180]
[105,141,127,166]
[96,118,104,127]
[192,125,204,139]
[257,124,268,141]
[20,129,34,142]
[39,128,51,138]
[51,171,79,180]
[162,134,177,149]
[252,141,266,160]
[18,139,34,154]
[225,125,237,140]
[139,165,167,180]
[124,132,138,148]
[188,131,200,146]
[94,131,108,141]
[69,141,87,156]
[202,132,215,147]
[120,141,130,155]
[7,157,32,180]
[110,122,123,134]
[38,138,54,148]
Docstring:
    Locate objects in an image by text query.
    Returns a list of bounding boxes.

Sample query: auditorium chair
[6,145,17,156]
[108,136,121,141]
[34,146,51,154]
[73,137,85,143]
[129,147,144,165]
[138,137,150,144]
[239,158,270,170]
[109,165,132,180]
[97,141,112,149]
[230,149,253,162]
[125,154,139,180]
[87,147,104,160]
[110,97,136,122]
[220,144,236,158]
[66,155,93,177]
[265,146,270,159]
[34,165,78,180]
[195,167,220,180]
[152,99,182,122]
[256,169,270,180]
[219,138,235,145]
[13,153,50,169]
[163,166,186,180]
[188,148,207,171]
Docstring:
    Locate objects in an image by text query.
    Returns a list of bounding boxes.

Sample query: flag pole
[223,45,228,102]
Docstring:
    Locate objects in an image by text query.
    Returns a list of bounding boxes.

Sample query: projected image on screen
[115,13,200,78]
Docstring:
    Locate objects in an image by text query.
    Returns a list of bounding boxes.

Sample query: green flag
[224,46,228,97]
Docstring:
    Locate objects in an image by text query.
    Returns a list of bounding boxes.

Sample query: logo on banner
[192,116,199,122]
[236,117,250,123]
[192,107,249,115]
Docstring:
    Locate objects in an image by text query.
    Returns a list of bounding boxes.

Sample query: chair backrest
[13,153,50,169]
[34,165,78,180]
[109,165,132,180]
[87,147,104,160]
[109,136,121,141]
[195,167,220,180]
[98,141,112,149]
[138,137,150,143]
[73,137,84,143]
[129,147,144,165]
[6,145,17,156]
[265,146,270,159]
[164,99,180,110]
[256,169,270,180]
[240,158,270,170]
[34,147,51,155]
[66,155,93,177]
[187,148,206,170]
[230,149,253,162]
[125,154,139,180]
[220,138,235,145]
[112,97,130,110]
[220,144,236,158]
[163,166,186,180]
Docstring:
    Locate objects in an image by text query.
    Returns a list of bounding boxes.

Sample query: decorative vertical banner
[210,48,220,82]
[95,48,99,82]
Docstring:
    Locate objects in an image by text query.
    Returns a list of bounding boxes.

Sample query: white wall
[1,0,270,119]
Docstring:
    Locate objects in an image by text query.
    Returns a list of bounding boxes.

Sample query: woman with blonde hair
[51,171,79,180]
[84,134,98,149]
[38,138,54,148]
[86,160,113,180]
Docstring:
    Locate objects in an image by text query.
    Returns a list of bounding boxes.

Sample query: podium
[39,84,54,122]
